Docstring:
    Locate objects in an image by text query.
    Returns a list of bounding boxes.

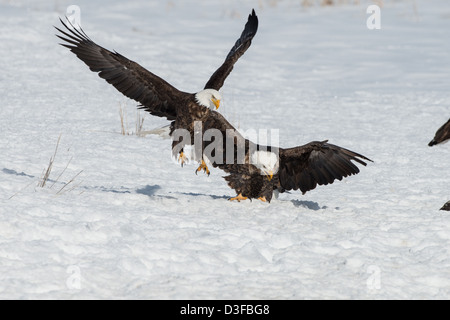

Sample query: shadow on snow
[290,199,323,211]
[2,168,35,178]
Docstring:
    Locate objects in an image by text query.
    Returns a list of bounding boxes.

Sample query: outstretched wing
[278,141,372,194]
[55,18,189,120]
[203,9,258,90]
[428,118,450,146]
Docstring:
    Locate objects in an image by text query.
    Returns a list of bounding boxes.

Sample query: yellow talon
[195,160,210,176]
[229,193,248,202]
[258,196,267,202]
[178,151,188,167]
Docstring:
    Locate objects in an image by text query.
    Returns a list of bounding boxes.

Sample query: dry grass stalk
[37,135,83,195]
[50,156,72,189]
[136,110,145,137]
[38,134,61,187]
[119,103,128,135]
[56,170,84,195]
[119,102,146,137]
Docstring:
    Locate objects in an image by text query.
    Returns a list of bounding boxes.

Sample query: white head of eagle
[195,89,222,110]
[251,150,279,180]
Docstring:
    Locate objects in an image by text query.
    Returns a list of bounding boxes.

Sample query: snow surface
[0,0,449,299]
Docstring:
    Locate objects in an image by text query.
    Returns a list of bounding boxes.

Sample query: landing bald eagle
[55,10,258,170]
[428,118,450,146]
[200,111,372,202]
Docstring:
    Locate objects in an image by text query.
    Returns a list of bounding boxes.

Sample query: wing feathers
[441,201,450,211]
[428,118,450,146]
[204,9,258,90]
[279,141,372,194]
[56,18,186,120]
[225,9,259,61]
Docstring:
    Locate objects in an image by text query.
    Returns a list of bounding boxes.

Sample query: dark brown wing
[201,110,255,169]
[203,9,258,90]
[441,201,450,211]
[428,118,450,146]
[55,18,189,120]
[278,140,372,194]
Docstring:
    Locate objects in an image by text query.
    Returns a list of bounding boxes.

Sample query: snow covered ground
[0,0,449,299]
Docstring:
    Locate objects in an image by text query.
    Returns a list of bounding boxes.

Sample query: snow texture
[0,0,449,299]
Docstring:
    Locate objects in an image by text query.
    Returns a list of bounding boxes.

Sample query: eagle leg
[258,196,267,202]
[178,151,188,167]
[195,160,210,176]
[229,193,248,202]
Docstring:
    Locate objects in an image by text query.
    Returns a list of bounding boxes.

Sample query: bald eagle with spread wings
[55,9,258,173]
[200,111,372,202]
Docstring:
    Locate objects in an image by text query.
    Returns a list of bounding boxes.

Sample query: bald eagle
[55,10,258,171]
[200,111,372,202]
[428,118,450,146]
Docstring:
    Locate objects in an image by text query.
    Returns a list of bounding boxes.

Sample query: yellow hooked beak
[211,97,220,110]
[265,170,274,181]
